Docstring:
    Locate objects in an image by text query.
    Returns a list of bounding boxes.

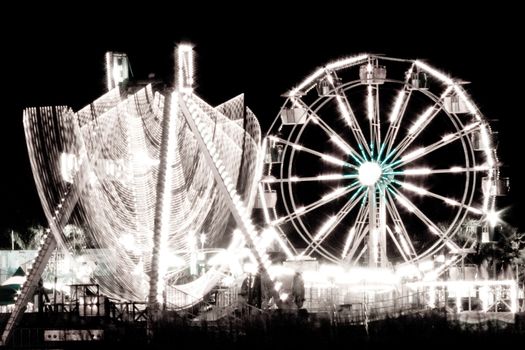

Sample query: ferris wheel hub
[358,161,382,186]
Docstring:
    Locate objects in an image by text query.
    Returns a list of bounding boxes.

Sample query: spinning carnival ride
[1,46,276,346]
[260,54,506,274]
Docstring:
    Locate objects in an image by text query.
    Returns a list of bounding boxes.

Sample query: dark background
[1,6,522,244]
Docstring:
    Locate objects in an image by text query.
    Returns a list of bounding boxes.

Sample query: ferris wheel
[259,54,507,269]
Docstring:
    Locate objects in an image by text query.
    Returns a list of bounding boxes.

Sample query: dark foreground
[2,309,525,349]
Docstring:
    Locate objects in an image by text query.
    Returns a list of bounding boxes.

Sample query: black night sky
[1,6,523,245]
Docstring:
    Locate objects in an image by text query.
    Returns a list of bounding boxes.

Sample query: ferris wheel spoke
[385,192,417,257]
[262,173,358,184]
[351,243,368,266]
[385,225,409,263]
[382,89,413,158]
[388,186,462,252]
[385,86,454,163]
[343,205,370,263]
[295,99,365,163]
[303,189,367,255]
[269,136,357,169]
[389,165,490,177]
[390,122,480,169]
[326,79,371,156]
[342,203,367,259]
[367,85,381,156]
[395,180,483,215]
[271,182,361,226]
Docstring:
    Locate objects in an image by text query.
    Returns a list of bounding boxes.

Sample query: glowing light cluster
[25,81,262,306]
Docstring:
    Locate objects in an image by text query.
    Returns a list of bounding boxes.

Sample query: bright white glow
[290,54,368,96]
[415,60,453,85]
[409,107,433,134]
[429,226,439,235]
[330,135,352,154]
[401,182,427,195]
[313,216,337,241]
[444,198,459,206]
[487,210,499,227]
[322,187,346,201]
[480,124,491,148]
[342,227,356,258]
[279,293,289,301]
[396,195,414,212]
[399,235,411,256]
[119,234,138,252]
[177,44,194,92]
[401,148,425,162]
[60,152,78,183]
[468,206,483,215]
[105,52,112,91]
[419,260,434,272]
[292,144,303,150]
[358,162,382,186]
[442,134,453,142]
[390,90,405,122]
[295,206,306,214]
[464,122,479,132]
[450,166,462,173]
[336,95,353,127]
[261,175,277,183]
[367,85,374,120]
[474,165,490,171]
[402,168,431,175]
[326,54,369,71]
[317,174,345,181]
[321,154,347,166]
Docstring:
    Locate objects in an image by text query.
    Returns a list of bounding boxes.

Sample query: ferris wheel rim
[263,55,499,268]
[281,81,477,261]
